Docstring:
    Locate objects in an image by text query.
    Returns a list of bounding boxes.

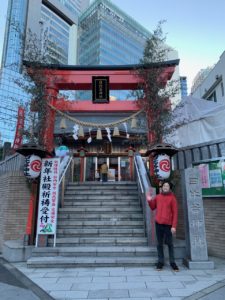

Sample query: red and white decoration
[153,154,171,180]
[13,106,25,150]
[24,155,42,179]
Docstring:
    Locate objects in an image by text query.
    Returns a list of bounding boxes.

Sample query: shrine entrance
[73,152,135,182]
[26,63,178,185]
[25,62,178,155]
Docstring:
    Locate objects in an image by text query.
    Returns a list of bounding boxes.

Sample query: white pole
[118,157,121,181]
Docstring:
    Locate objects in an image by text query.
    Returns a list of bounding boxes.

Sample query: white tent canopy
[165,96,225,147]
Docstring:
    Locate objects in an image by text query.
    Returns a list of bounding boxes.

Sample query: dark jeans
[102,173,108,182]
[155,222,175,264]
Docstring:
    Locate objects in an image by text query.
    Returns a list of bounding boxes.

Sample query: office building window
[221,81,224,97]
[207,91,217,102]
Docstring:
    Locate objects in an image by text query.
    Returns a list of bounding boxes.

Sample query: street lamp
[146,143,178,188]
[15,142,52,245]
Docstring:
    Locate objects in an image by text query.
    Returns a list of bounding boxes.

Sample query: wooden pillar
[128,146,135,181]
[42,84,58,153]
[79,148,87,182]
[129,156,133,180]
[80,157,85,182]
[25,181,38,245]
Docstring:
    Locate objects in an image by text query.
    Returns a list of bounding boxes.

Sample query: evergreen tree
[11,22,61,147]
[135,21,180,145]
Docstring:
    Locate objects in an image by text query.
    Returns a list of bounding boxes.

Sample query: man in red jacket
[147,181,179,271]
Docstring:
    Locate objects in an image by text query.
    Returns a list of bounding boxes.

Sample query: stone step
[31,246,156,257]
[65,190,138,195]
[48,237,148,247]
[64,195,139,200]
[63,199,139,205]
[63,202,139,207]
[27,181,156,268]
[66,185,138,190]
[56,228,145,237]
[62,201,140,207]
[59,207,142,213]
[57,213,143,221]
[27,256,157,268]
[57,220,144,228]
[68,181,136,186]
[29,241,186,256]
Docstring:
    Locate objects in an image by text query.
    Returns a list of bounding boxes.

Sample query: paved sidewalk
[0,257,54,300]
[11,257,225,300]
[184,281,225,300]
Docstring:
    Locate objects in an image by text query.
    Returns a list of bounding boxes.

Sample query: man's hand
[171,227,176,235]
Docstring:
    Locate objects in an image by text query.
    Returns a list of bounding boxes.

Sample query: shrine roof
[23,59,179,71]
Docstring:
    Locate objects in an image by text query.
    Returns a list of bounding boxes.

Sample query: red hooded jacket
[147,192,178,228]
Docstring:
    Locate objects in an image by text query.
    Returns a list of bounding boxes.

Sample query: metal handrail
[0,153,25,175]
[59,155,73,184]
[134,157,144,193]
[58,155,73,209]
[134,153,156,246]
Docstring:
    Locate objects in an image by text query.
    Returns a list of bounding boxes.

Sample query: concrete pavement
[0,257,54,300]
[5,257,225,300]
[184,282,225,300]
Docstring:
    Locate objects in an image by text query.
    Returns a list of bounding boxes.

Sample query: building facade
[190,66,213,95]
[78,0,150,66]
[191,51,225,103]
[78,0,179,102]
[180,76,188,98]
[0,0,90,145]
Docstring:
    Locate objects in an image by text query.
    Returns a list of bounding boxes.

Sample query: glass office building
[58,0,90,18]
[78,0,150,66]
[41,5,71,64]
[0,0,90,144]
[78,0,150,100]
[0,68,28,142]
[0,0,29,143]
[180,76,188,98]
[78,0,180,102]
[1,0,28,72]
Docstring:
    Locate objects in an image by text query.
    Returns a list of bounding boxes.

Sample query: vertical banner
[13,106,25,150]
[37,158,60,235]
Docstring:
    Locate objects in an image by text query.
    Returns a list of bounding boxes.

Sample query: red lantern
[153,154,171,180]
[24,155,42,178]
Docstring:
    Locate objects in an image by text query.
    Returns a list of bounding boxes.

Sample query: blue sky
[110,0,225,91]
[1,0,224,92]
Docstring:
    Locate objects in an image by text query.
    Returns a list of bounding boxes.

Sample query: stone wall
[172,140,225,259]
[0,171,31,251]
[173,169,225,259]
[203,198,225,258]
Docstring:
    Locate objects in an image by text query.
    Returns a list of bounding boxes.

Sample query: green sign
[194,159,225,197]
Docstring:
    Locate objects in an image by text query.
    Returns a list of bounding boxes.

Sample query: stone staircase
[27,182,186,268]
[27,181,158,268]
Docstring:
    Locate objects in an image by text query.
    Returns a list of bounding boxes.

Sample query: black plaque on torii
[92,76,109,103]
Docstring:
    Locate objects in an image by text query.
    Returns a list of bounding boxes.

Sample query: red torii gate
[25,60,179,152]
[23,61,179,245]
